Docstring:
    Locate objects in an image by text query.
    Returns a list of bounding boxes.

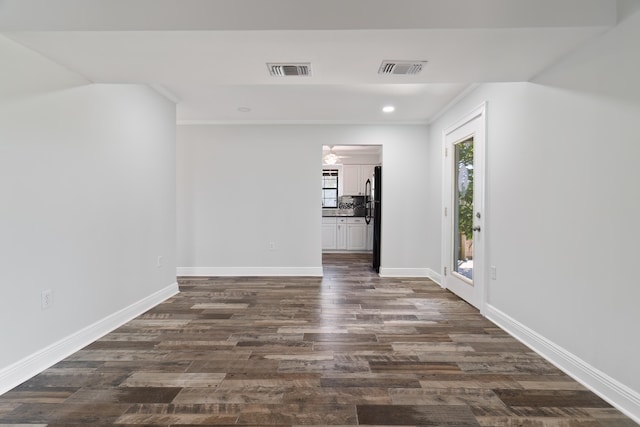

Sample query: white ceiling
[324,145,381,155]
[323,145,382,165]
[0,0,618,124]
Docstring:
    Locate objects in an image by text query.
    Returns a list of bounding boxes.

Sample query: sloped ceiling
[0,0,618,123]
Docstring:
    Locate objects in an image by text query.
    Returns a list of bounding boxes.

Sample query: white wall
[177,125,322,275]
[176,124,430,276]
[0,36,177,390]
[428,8,640,420]
[424,119,444,277]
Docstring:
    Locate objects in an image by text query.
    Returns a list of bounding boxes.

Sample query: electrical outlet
[157,255,163,268]
[268,242,276,251]
[41,289,52,309]
[490,266,497,280]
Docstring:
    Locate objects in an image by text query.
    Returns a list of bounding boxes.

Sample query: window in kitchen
[322,169,339,208]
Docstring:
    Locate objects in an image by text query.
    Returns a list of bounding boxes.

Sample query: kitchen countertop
[322,209,366,217]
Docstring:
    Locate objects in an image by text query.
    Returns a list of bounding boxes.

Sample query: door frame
[441,102,487,314]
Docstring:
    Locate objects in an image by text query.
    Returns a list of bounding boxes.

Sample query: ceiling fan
[323,145,351,165]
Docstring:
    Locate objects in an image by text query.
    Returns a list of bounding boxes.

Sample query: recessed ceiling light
[238,107,251,112]
[382,106,395,113]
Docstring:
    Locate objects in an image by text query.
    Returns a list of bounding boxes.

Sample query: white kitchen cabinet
[346,217,366,250]
[366,221,373,251]
[336,217,347,250]
[322,217,337,250]
[323,216,370,252]
[342,164,377,196]
[342,165,361,195]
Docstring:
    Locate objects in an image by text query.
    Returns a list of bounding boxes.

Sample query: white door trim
[443,102,486,137]
[441,102,487,314]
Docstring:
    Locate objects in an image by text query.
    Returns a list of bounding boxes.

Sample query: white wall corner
[177,267,323,277]
[485,304,640,425]
[148,83,181,104]
[0,282,179,396]
[378,267,430,278]
[426,268,443,285]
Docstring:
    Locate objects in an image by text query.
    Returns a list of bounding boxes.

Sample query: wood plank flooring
[0,253,636,426]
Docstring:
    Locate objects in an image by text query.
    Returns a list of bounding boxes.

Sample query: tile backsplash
[339,195,366,209]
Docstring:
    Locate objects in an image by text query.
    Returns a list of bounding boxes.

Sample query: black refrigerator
[365,166,382,273]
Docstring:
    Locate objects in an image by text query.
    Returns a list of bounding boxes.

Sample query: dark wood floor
[0,253,635,426]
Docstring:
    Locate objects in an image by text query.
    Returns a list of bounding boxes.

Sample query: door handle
[472,226,481,232]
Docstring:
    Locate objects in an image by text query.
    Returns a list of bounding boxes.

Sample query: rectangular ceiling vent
[378,60,427,75]
[267,63,312,77]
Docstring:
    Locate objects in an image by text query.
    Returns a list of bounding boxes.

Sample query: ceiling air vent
[378,60,427,75]
[267,63,312,77]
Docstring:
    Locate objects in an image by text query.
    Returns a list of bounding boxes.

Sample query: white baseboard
[485,304,640,424]
[0,282,179,396]
[426,268,443,285]
[177,266,323,277]
[379,267,430,278]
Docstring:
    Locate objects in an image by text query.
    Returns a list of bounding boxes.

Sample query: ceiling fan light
[324,153,339,165]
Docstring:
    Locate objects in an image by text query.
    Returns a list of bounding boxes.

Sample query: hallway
[0,254,634,425]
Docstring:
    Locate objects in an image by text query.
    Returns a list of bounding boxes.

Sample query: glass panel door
[453,137,474,283]
[443,103,485,311]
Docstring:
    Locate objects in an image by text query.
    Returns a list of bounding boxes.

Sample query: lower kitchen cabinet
[337,218,347,250]
[322,216,370,252]
[346,218,366,251]
[322,217,337,250]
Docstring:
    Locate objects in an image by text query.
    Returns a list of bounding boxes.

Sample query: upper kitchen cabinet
[342,165,360,195]
[343,164,376,196]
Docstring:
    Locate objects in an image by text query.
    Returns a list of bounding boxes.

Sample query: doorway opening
[320,145,382,272]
